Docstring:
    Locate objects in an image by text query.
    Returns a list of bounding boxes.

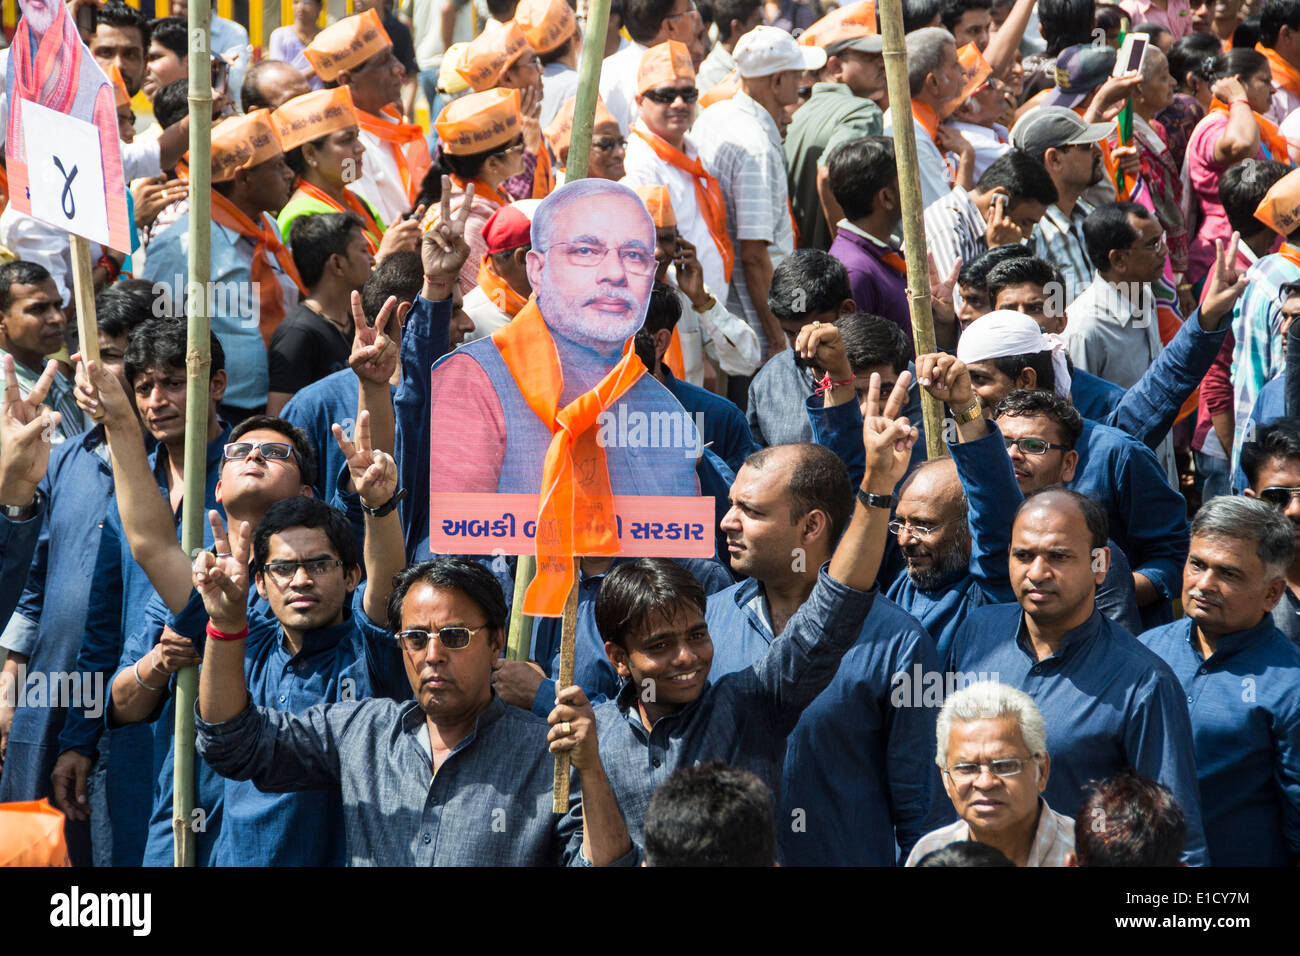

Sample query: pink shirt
[1118,0,1194,41]
[1186,111,1268,284]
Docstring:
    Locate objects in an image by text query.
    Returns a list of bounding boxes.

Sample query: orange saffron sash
[294,178,385,253]
[1256,43,1300,101]
[477,255,528,317]
[664,328,685,379]
[211,190,308,345]
[1210,98,1290,164]
[356,106,433,206]
[491,301,647,616]
[632,126,735,282]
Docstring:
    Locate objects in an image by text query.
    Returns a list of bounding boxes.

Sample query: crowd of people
[0,0,1299,868]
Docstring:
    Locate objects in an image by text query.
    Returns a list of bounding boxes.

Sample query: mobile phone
[1114,33,1149,77]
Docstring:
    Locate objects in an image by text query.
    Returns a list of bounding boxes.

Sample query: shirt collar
[837,219,892,248]
[281,606,356,658]
[400,693,507,746]
[1016,606,1104,663]
[1185,614,1280,662]
[733,91,783,149]
[1090,272,1153,325]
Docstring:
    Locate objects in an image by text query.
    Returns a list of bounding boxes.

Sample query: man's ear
[825,54,843,82]
[1263,576,1288,613]
[488,627,506,658]
[344,563,363,593]
[604,640,632,679]
[1015,366,1038,389]
[254,570,267,601]
[653,326,673,362]
[838,297,857,317]
[525,248,547,292]
[209,369,228,404]
[1061,448,1078,483]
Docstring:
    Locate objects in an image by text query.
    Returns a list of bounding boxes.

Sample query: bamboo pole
[173,0,213,868]
[563,0,611,181]
[552,565,579,813]
[68,236,99,367]
[878,0,945,460]
[505,554,535,660]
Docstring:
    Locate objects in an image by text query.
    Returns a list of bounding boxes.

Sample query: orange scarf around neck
[632,125,735,283]
[1210,98,1291,164]
[294,178,385,253]
[211,190,307,345]
[1257,43,1300,100]
[356,106,433,207]
[477,255,528,318]
[490,301,648,616]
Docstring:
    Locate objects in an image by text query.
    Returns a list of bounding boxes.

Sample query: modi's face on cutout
[528,192,657,350]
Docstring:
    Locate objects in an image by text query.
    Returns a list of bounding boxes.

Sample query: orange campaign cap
[634,184,677,229]
[303,8,392,83]
[545,95,618,164]
[1256,166,1300,236]
[799,0,881,53]
[108,64,131,108]
[514,0,577,55]
[457,20,532,92]
[206,109,285,182]
[947,42,994,113]
[637,40,696,95]
[436,87,523,155]
[271,87,359,151]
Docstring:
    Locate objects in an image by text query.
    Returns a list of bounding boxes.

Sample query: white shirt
[461,284,511,344]
[695,42,736,94]
[621,120,727,297]
[354,123,414,228]
[598,39,649,135]
[883,107,952,210]
[904,799,1076,867]
[668,276,761,385]
[947,120,1011,181]
[693,91,793,351]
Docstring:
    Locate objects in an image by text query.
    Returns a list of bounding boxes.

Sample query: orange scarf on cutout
[477,255,528,317]
[356,106,433,206]
[1257,43,1300,100]
[1210,98,1291,164]
[294,178,385,254]
[632,126,735,283]
[491,301,647,616]
[211,190,308,345]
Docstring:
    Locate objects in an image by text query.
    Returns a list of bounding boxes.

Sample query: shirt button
[1187,695,1194,704]
[278,695,286,703]
[422,833,431,844]
[652,758,662,768]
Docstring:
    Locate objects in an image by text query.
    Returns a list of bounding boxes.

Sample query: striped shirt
[924,186,988,286]
[694,92,795,352]
[905,798,1076,866]
[0,346,83,444]
[1032,199,1095,307]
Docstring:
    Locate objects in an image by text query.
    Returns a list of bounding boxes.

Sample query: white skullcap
[956,310,1072,398]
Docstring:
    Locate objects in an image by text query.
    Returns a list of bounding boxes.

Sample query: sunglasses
[1259,486,1300,507]
[223,440,297,463]
[642,86,699,104]
[592,136,627,152]
[396,623,491,651]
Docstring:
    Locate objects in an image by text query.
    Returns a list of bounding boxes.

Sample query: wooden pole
[506,554,535,660]
[68,236,99,367]
[173,0,213,868]
[563,0,611,181]
[878,0,945,460]
[551,564,579,813]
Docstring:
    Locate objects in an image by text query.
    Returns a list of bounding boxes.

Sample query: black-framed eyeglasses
[261,558,343,585]
[642,86,699,104]
[888,515,964,539]
[223,440,298,463]
[591,136,627,152]
[396,623,490,651]
[547,240,657,276]
[1003,436,1070,456]
[1259,486,1300,507]
[944,755,1039,782]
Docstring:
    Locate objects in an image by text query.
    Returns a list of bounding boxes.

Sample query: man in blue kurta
[1139,496,1300,866]
[944,488,1210,865]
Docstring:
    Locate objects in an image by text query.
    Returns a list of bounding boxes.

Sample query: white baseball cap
[734,25,828,78]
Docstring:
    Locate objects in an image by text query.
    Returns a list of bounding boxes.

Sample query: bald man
[241,59,313,112]
[942,488,1209,865]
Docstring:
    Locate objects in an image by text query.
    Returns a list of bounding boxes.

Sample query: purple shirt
[829,226,913,352]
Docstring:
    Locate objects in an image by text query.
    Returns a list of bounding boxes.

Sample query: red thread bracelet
[206,621,249,642]
[814,371,855,395]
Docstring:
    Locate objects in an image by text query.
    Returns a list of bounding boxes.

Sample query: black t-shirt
[268,303,352,395]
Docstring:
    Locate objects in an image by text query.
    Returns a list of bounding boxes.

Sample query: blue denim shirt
[946,603,1209,865]
[196,692,626,866]
[1140,615,1300,866]
[661,368,755,473]
[170,585,408,866]
[592,564,877,848]
[706,583,937,865]
[0,506,42,628]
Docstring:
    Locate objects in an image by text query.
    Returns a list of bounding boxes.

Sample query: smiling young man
[1139,495,1300,866]
[584,371,912,850]
[0,262,83,442]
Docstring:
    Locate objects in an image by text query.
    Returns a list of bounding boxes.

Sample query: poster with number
[4,0,131,252]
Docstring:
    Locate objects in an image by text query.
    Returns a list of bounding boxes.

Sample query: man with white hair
[881,27,971,209]
[1140,496,1300,866]
[694,26,827,361]
[427,178,700,499]
[954,310,1189,626]
[906,681,1074,867]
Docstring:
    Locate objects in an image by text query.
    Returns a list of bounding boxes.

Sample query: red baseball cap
[482,204,533,255]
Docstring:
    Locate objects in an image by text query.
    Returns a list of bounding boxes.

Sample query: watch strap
[857,488,895,511]
[361,487,407,518]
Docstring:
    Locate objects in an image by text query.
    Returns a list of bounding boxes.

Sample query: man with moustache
[1241,419,1300,640]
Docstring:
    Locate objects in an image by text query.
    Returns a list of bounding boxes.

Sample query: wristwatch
[951,399,983,425]
[361,487,407,518]
[0,489,43,521]
[857,488,895,511]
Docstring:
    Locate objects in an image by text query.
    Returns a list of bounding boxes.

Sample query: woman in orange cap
[419,87,527,294]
